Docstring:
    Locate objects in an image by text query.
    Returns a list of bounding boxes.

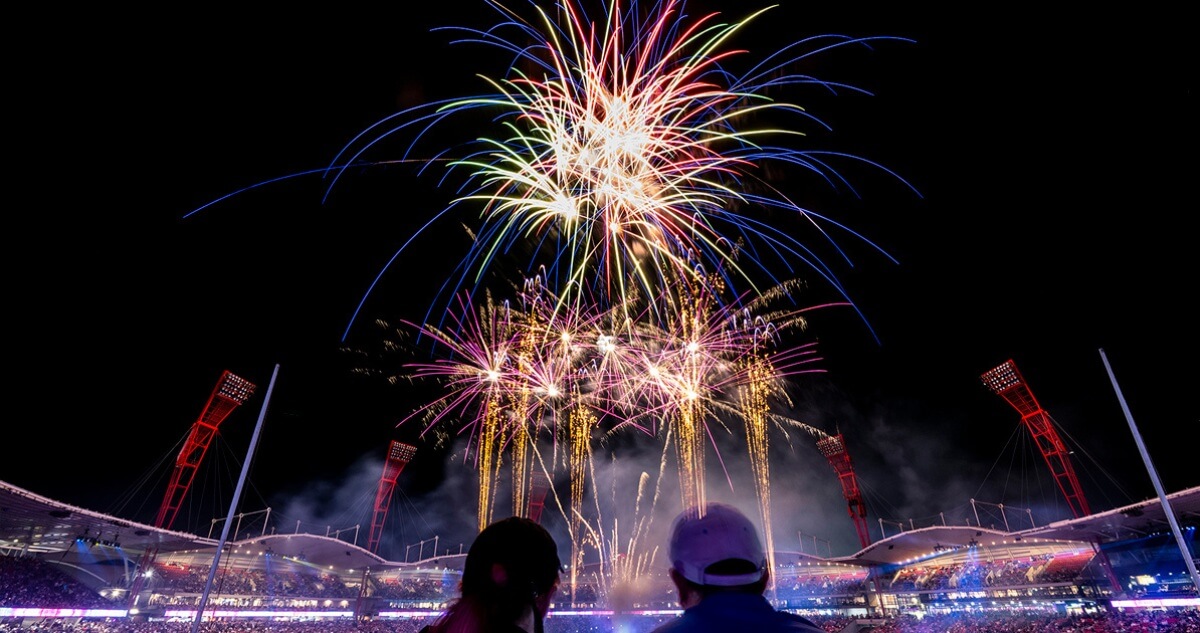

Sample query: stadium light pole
[981,360,1091,518]
[1099,348,1200,595]
[192,364,279,633]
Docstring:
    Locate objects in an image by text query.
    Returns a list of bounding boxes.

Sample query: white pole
[1099,349,1200,594]
[192,364,279,633]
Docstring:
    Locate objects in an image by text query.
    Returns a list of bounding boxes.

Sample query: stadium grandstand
[2,362,1196,630]
[2,478,1196,631]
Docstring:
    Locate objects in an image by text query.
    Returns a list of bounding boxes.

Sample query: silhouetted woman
[420,516,562,633]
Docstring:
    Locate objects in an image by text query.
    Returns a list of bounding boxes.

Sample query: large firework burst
[328,0,917,337]
[193,0,919,603]
[327,0,919,597]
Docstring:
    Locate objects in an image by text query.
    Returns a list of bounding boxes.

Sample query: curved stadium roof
[3,479,1196,578]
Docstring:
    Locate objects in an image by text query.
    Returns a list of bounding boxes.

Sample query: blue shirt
[649,592,825,633]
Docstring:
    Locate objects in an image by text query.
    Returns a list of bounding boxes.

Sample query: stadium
[9,0,1194,628]
[2,367,1197,632]
[2,480,1197,631]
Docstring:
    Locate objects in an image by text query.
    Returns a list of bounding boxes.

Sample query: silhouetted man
[651,501,824,633]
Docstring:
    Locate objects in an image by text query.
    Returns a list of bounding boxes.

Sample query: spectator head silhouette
[653,502,828,633]
[669,501,768,588]
[426,515,562,633]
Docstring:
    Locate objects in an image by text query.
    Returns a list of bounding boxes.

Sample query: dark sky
[9,1,1194,560]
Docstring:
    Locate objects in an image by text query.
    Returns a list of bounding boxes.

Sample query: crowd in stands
[3,555,1199,632]
[775,570,867,598]
[0,557,112,609]
[2,610,1199,632]
[0,550,1156,614]
[883,551,1096,592]
[862,609,1200,632]
[370,577,450,602]
[149,562,359,602]
[0,622,433,632]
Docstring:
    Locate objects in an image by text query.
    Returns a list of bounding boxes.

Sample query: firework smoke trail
[741,352,776,584]
[397,289,533,530]
[478,394,503,531]
[567,388,598,598]
[574,467,662,608]
[609,471,660,592]
[667,282,717,510]
[398,277,624,533]
[508,277,548,518]
[396,269,831,555]
[735,278,827,581]
[611,275,840,566]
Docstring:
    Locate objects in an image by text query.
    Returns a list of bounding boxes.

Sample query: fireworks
[349,0,918,598]
[396,266,840,602]
[190,0,918,606]
[327,0,917,337]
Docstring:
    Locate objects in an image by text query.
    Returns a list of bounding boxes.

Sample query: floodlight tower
[367,441,418,555]
[154,370,256,530]
[129,370,255,608]
[981,359,1091,518]
[816,433,871,549]
[527,470,551,524]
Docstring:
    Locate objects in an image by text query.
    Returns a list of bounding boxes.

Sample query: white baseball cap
[668,501,767,586]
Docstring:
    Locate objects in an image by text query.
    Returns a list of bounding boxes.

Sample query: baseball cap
[668,501,767,586]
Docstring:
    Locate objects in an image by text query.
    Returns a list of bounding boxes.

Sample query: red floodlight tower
[367,441,418,555]
[129,370,255,608]
[981,359,1091,518]
[154,370,256,530]
[816,432,871,549]
[527,470,551,524]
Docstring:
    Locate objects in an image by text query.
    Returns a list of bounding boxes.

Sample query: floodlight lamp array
[218,372,256,404]
[816,435,845,458]
[387,441,418,463]
[981,360,1021,394]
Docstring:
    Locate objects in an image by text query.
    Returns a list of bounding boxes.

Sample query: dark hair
[430,516,561,632]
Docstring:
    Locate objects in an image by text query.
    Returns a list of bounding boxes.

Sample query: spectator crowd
[3,555,1197,632]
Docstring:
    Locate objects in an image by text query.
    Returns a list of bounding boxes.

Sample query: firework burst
[396,265,838,566]
[189,0,920,605]
[325,0,918,337]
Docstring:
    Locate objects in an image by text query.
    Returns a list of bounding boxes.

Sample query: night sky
[9,1,1194,560]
